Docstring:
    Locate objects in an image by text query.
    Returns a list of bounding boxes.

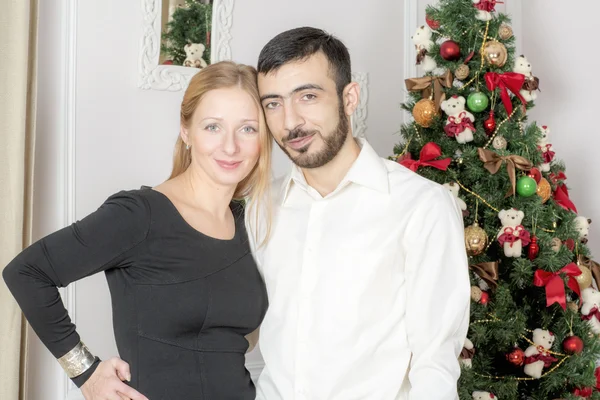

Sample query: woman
[3,61,272,400]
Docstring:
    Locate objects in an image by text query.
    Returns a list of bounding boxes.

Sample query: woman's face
[182,87,261,189]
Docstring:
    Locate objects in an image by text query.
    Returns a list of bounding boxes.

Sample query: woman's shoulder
[99,186,158,218]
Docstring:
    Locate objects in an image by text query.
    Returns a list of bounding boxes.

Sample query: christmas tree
[392,0,600,398]
[161,0,212,65]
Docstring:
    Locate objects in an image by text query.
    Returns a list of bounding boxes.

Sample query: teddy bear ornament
[183,43,208,69]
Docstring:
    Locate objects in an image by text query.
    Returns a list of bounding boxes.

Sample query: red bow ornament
[582,306,600,322]
[498,225,531,247]
[474,0,503,12]
[444,111,476,138]
[398,142,451,172]
[553,183,578,213]
[533,263,582,310]
[485,72,527,115]
[548,171,567,186]
[538,144,555,163]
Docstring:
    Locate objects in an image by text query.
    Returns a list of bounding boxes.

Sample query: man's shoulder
[382,157,446,200]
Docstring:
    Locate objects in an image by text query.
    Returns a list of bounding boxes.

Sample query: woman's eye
[242,126,257,134]
[205,124,218,132]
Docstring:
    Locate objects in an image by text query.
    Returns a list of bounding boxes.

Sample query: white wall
[521,1,600,259]
[26,1,600,399]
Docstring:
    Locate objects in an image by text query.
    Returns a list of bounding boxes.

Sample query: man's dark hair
[257,27,351,98]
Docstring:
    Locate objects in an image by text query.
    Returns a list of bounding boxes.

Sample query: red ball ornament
[162,60,174,65]
[480,291,489,305]
[527,236,539,261]
[563,335,584,354]
[506,347,525,366]
[483,111,496,136]
[426,14,440,30]
[440,40,461,61]
[526,167,542,184]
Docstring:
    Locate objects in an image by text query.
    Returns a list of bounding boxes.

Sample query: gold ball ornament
[492,135,507,150]
[498,24,513,40]
[551,237,562,252]
[567,302,579,313]
[465,222,488,256]
[536,177,552,203]
[412,99,438,128]
[471,286,483,302]
[576,265,593,290]
[483,40,508,67]
[455,64,470,80]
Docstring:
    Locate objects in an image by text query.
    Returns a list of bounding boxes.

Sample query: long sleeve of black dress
[3,188,267,399]
[3,191,150,387]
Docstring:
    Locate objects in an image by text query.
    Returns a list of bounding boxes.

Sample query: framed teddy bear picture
[138,0,234,91]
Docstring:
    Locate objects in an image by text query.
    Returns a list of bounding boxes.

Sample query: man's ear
[342,81,360,116]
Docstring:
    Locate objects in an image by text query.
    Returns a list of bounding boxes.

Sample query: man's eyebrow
[260,84,325,103]
[290,83,324,94]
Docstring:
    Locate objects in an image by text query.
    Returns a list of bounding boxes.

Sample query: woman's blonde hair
[169,61,272,245]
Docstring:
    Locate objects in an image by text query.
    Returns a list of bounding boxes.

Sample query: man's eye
[265,102,279,110]
[302,94,316,100]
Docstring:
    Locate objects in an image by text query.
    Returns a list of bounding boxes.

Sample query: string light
[471,315,571,381]
[484,107,519,149]
[459,21,490,91]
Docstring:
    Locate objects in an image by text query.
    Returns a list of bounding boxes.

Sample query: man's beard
[277,104,350,169]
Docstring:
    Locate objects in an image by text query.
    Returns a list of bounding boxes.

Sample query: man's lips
[286,134,315,150]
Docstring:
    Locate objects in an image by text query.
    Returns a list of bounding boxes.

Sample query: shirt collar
[280,138,389,205]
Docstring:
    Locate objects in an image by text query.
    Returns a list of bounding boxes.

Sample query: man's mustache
[283,128,319,143]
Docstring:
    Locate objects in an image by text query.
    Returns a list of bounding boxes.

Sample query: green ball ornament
[467,92,489,112]
[517,176,537,197]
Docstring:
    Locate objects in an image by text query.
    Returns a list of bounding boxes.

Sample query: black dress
[2,188,268,399]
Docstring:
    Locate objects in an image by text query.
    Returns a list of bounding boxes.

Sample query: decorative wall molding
[64,0,79,398]
[138,0,235,92]
[351,72,369,139]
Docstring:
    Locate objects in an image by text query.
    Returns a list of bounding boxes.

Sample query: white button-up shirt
[247,139,470,400]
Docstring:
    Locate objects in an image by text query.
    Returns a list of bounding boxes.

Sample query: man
[247,26,470,400]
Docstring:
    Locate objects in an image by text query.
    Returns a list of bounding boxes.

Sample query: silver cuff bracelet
[57,341,96,378]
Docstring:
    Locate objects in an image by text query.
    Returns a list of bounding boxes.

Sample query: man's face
[258,52,349,169]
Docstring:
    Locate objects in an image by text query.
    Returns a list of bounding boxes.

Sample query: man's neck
[302,135,361,197]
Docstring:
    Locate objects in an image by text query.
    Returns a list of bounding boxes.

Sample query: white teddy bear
[471,0,495,21]
[441,95,475,144]
[460,338,475,368]
[472,391,497,400]
[497,208,530,258]
[411,26,437,73]
[574,216,592,244]
[443,182,467,212]
[523,328,557,379]
[536,125,554,172]
[513,55,540,102]
[581,287,600,334]
[183,43,208,69]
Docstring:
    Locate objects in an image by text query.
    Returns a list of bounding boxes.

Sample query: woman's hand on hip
[81,357,148,400]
